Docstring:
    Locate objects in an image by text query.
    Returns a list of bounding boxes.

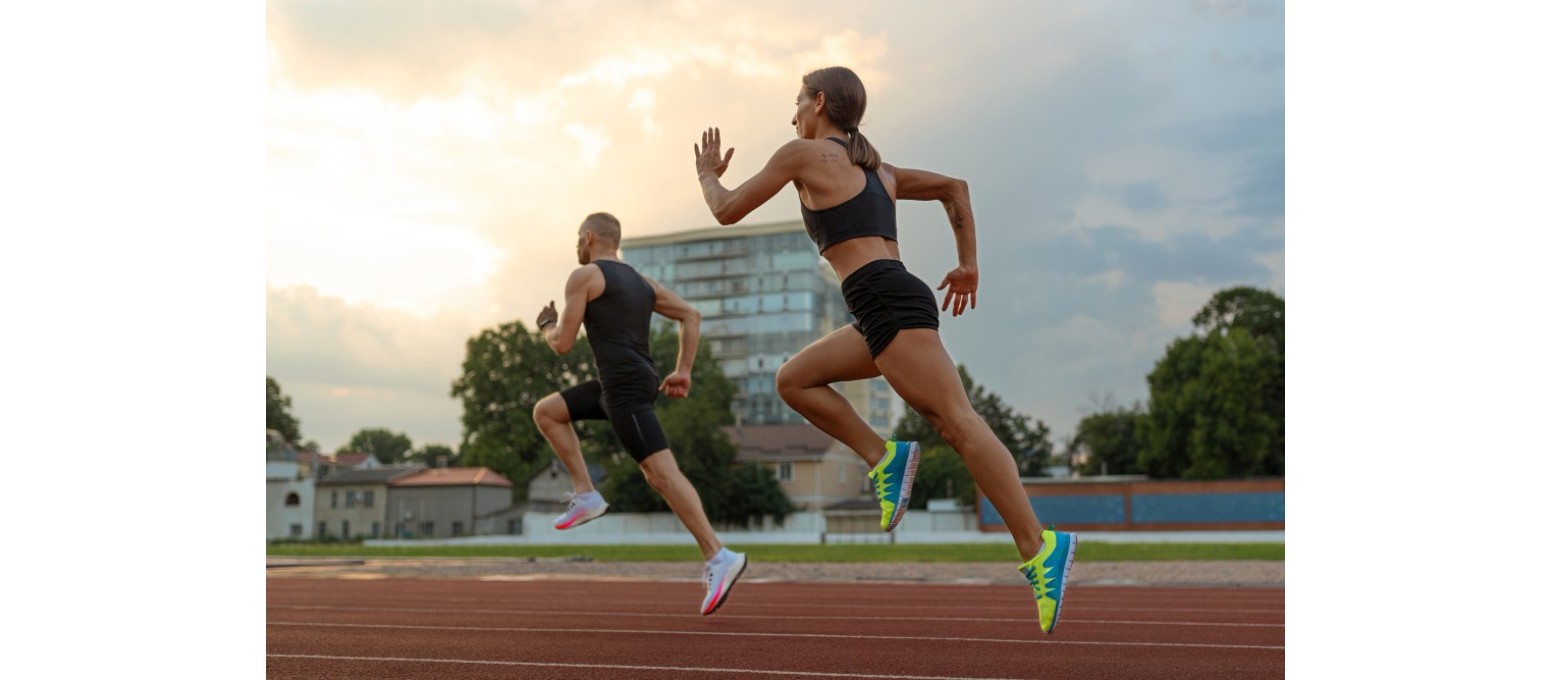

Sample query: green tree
[339,428,414,464]
[1073,402,1148,476]
[408,443,460,468]
[893,364,1054,504]
[602,324,794,526]
[1139,287,1285,479]
[909,445,975,508]
[449,320,608,501]
[266,376,302,444]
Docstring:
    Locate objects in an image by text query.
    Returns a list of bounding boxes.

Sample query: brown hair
[802,66,881,170]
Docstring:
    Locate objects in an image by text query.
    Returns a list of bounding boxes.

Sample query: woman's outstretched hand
[937,265,979,316]
[694,127,735,178]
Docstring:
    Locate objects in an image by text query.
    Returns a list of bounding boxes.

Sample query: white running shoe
[553,491,608,530]
[700,549,748,615]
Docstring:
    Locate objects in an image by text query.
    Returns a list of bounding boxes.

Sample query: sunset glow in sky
[265,0,1286,452]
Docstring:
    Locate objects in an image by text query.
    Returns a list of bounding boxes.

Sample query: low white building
[266,435,314,540]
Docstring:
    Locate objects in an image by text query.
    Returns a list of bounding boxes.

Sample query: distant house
[266,432,314,540]
[298,450,382,479]
[526,457,609,513]
[724,423,873,512]
[314,466,425,540]
[387,467,514,539]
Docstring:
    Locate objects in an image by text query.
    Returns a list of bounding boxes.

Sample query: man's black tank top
[584,259,658,408]
[799,137,898,253]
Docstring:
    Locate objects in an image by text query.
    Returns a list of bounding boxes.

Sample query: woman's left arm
[889,164,979,316]
[695,127,804,225]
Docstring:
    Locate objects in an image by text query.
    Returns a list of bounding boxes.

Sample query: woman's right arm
[695,127,804,225]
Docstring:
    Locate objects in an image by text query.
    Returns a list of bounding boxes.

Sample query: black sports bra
[798,137,897,253]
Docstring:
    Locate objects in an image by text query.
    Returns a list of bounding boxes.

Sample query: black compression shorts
[560,379,669,462]
[843,259,941,358]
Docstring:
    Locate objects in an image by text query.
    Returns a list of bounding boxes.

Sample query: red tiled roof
[332,452,375,466]
[390,467,513,488]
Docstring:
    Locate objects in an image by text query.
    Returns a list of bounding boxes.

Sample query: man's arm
[541,266,597,354]
[649,277,700,398]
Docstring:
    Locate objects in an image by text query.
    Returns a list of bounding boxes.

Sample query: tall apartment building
[621,220,896,433]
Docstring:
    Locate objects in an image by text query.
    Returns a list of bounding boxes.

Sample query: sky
[264,0,1285,453]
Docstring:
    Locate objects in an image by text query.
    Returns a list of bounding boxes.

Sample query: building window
[451,521,464,537]
[284,492,300,507]
[420,521,434,536]
[777,462,793,482]
[318,521,327,538]
[364,490,374,508]
[371,522,381,538]
[290,524,302,538]
[507,520,519,535]
[345,490,357,508]
[331,491,338,508]
[341,520,351,539]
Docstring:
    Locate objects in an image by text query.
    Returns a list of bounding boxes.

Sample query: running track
[267,578,1284,679]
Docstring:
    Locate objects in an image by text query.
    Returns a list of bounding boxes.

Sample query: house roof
[390,467,514,488]
[316,466,425,486]
[723,423,839,462]
[332,452,377,466]
[294,450,366,465]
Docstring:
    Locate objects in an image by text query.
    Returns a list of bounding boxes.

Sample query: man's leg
[534,391,595,493]
[621,407,746,616]
[536,382,610,530]
[638,447,723,560]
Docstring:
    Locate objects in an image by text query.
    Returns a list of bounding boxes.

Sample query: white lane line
[267,621,1284,651]
[266,653,1032,679]
[268,603,1282,626]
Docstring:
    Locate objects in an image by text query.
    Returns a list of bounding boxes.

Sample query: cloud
[266,285,480,450]
[265,0,1285,446]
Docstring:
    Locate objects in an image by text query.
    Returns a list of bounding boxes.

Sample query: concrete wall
[362,506,1284,547]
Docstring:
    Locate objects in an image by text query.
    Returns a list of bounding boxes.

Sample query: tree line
[1069,286,1285,479]
[268,284,1285,520]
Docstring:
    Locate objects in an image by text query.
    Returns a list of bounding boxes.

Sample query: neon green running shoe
[867,439,920,532]
[1018,525,1077,634]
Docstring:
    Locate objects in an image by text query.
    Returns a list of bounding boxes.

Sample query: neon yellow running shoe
[1018,525,1077,634]
[867,439,920,532]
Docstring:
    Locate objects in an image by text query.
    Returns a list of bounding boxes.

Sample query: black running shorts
[560,379,669,462]
[842,259,941,358]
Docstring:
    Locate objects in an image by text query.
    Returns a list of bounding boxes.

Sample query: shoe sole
[1046,533,1078,635]
[554,505,609,531]
[702,554,748,616]
[883,442,921,533]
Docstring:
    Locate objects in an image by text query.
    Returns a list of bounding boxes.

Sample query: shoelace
[1025,566,1046,599]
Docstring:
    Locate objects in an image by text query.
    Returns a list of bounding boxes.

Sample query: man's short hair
[582,212,621,244]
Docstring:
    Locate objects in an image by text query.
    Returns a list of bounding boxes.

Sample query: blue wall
[980,487,1284,528]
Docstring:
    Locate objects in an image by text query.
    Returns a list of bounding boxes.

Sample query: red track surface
[267,577,1284,679]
